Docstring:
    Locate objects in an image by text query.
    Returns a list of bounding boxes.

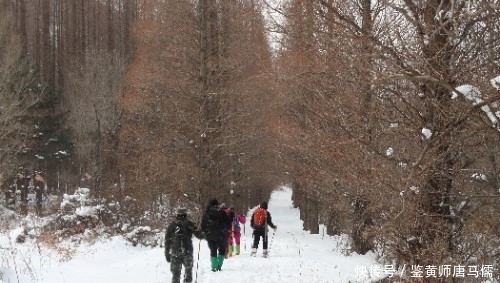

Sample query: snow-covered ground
[0,187,386,283]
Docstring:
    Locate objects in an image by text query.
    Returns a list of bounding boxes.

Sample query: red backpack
[253,207,266,227]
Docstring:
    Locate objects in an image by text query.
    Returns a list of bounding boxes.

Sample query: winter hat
[176,207,187,218]
[220,203,227,209]
[260,201,268,210]
[209,198,219,206]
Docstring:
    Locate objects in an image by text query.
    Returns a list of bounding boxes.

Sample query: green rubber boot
[235,244,240,255]
[228,245,233,257]
[210,257,218,272]
[217,255,225,271]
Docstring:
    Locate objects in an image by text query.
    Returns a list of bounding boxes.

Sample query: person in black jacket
[165,207,204,283]
[250,201,277,257]
[201,198,231,271]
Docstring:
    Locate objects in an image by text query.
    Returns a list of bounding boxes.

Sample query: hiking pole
[195,239,201,283]
[243,222,246,251]
[268,230,276,255]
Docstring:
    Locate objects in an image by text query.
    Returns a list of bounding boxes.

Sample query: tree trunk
[198,0,222,201]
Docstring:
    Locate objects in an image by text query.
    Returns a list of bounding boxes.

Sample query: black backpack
[203,207,226,240]
[170,220,192,256]
[206,208,221,231]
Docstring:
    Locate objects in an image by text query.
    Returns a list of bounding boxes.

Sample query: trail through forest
[0,187,384,283]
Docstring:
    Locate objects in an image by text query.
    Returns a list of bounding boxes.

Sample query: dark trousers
[252,229,268,250]
[207,238,226,257]
[170,255,193,283]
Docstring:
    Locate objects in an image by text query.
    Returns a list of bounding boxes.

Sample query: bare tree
[276,0,500,272]
[0,2,47,213]
[115,0,277,222]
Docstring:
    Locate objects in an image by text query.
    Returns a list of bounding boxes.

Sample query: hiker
[228,206,246,256]
[219,203,234,258]
[201,198,231,271]
[250,201,277,257]
[165,207,204,283]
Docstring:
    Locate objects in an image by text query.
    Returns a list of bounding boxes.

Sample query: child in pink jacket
[228,206,246,256]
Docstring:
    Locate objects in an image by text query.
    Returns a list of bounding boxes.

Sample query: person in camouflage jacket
[165,207,204,283]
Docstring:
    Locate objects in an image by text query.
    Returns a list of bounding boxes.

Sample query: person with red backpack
[250,201,277,257]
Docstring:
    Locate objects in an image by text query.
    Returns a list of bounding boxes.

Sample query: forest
[1,0,500,279]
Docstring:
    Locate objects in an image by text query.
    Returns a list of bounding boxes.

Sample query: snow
[421,128,432,139]
[455,84,482,102]
[491,76,500,90]
[0,186,385,283]
[453,83,499,127]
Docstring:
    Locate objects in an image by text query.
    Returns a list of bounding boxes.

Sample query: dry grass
[37,231,76,262]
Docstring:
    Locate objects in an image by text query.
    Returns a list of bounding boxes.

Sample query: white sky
[0,187,385,283]
[262,0,286,52]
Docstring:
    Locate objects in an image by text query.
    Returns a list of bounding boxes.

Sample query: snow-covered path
[1,187,384,283]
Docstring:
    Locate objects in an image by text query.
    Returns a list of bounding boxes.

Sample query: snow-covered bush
[124,226,163,247]
[34,188,166,247]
